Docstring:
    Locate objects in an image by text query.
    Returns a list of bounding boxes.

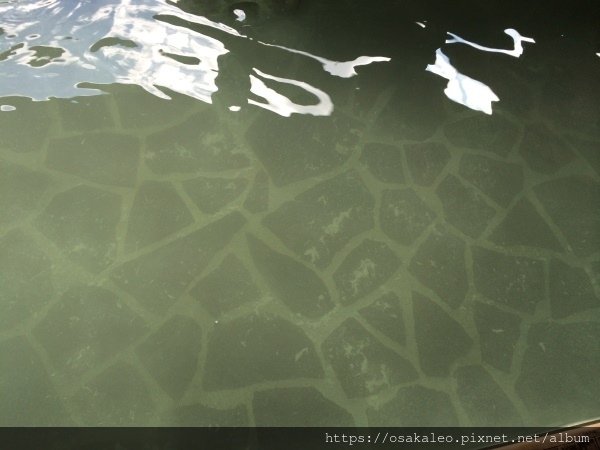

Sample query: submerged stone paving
[0,7,599,428]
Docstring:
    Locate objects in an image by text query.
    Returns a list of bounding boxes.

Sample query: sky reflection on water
[0,0,597,116]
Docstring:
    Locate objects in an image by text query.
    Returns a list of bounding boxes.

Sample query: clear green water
[0,0,599,427]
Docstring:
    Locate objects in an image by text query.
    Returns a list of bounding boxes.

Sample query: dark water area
[0,0,599,429]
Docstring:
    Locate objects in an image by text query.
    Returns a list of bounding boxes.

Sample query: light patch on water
[249,68,334,117]
[233,9,246,22]
[0,104,16,111]
[416,22,426,29]
[426,49,499,115]
[427,27,534,114]
[445,28,535,57]
[259,41,390,78]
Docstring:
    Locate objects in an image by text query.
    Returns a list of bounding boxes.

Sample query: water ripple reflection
[0,0,390,116]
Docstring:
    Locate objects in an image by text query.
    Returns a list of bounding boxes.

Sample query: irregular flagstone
[243,169,269,213]
[46,132,140,187]
[0,97,55,153]
[71,361,155,426]
[412,292,472,376]
[359,142,405,184]
[404,141,451,187]
[182,176,248,214]
[488,197,562,251]
[549,259,599,319]
[409,227,467,308]
[473,302,521,373]
[540,76,600,139]
[33,285,147,378]
[35,185,121,273]
[56,96,114,131]
[333,239,401,305]
[136,315,202,400]
[247,235,333,319]
[246,113,358,187]
[125,181,194,253]
[111,84,195,129]
[203,314,323,390]
[534,176,600,257]
[373,77,446,142]
[515,322,600,424]
[0,336,70,425]
[359,292,406,346]
[458,153,524,207]
[380,188,435,246]
[145,111,250,174]
[162,403,249,427]
[436,174,496,239]
[191,254,261,317]
[567,135,600,177]
[0,230,53,331]
[264,171,375,268]
[519,124,575,174]
[0,160,52,228]
[322,318,417,398]
[253,387,354,426]
[455,365,523,426]
[111,212,245,313]
[444,114,519,157]
[367,385,459,426]
[472,246,544,313]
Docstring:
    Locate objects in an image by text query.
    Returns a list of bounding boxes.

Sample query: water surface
[1,0,599,427]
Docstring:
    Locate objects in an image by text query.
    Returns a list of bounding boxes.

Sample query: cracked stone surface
[35,185,121,273]
[367,385,459,426]
[1,4,598,426]
[488,197,562,251]
[409,227,468,308]
[0,230,54,331]
[380,188,435,246]
[473,246,545,313]
[264,171,375,268]
[253,387,355,426]
[34,285,147,379]
[359,292,407,346]
[444,114,519,157]
[125,181,194,253]
[333,239,401,305]
[111,212,246,313]
[458,154,523,208]
[455,365,523,426]
[247,234,333,318]
[191,253,261,317]
[405,142,451,187]
[519,124,576,174]
[412,292,472,376]
[136,315,202,400]
[360,142,405,184]
[203,314,323,390]
[472,301,521,373]
[322,318,417,398]
[436,174,496,239]
[515,322,600,425]
[46,133,140,187]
